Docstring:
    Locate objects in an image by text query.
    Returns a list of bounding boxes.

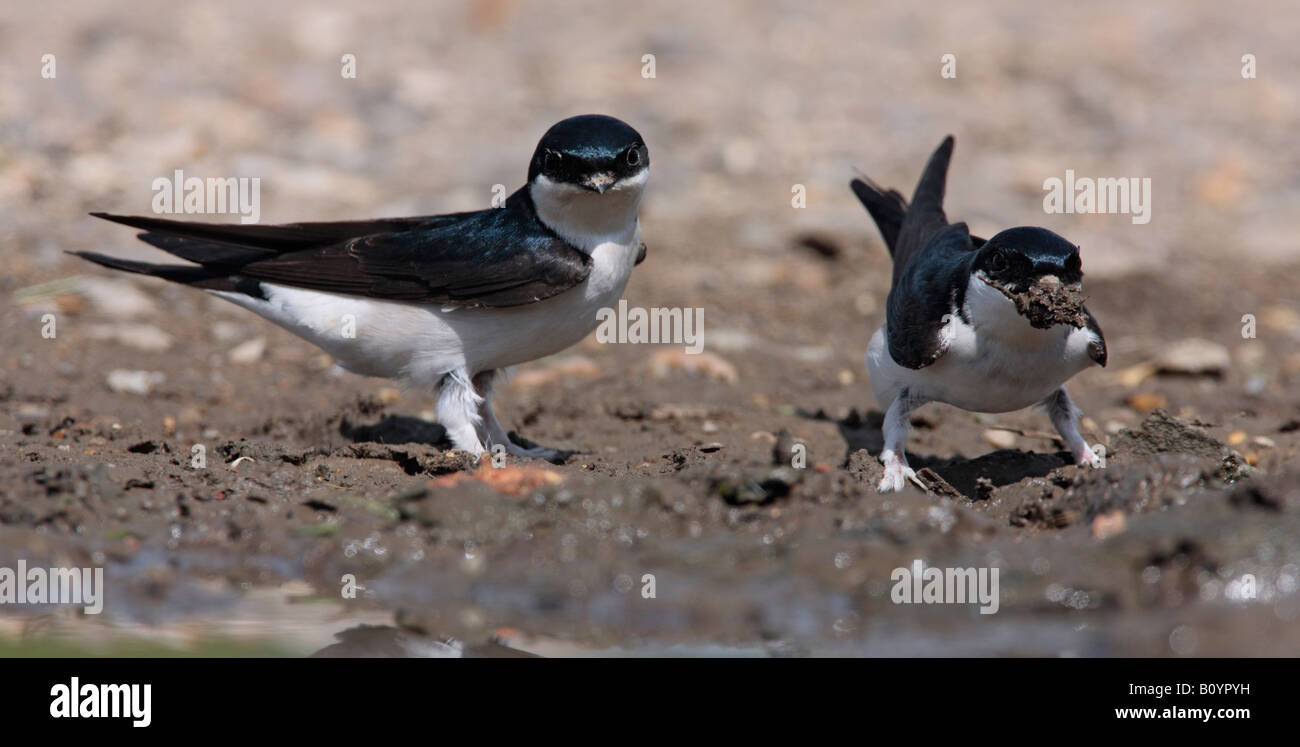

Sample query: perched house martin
[74,114,650,463]
[850,136,1107,492]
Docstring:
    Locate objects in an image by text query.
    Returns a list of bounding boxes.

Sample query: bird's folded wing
[885,223,975,369]
[89,203,593,309]
[1084,307,1107,366]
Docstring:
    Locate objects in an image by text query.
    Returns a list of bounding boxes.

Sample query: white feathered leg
[437,368,486,457]
[1042,386,1102,467]
[878,388,928,493]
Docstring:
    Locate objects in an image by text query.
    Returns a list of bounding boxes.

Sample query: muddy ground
[5,246,1298,656]
[2,0,1299,655]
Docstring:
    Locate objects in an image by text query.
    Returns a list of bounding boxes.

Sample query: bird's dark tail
[849,136,955,257]
[67,250,250,294]
[850,135,958,263]
[73,209,386,297]
[848,176,909,256]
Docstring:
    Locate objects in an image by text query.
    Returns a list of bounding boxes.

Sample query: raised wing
[890,135,959,291]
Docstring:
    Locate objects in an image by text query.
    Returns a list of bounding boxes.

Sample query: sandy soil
[2,0,1299,655]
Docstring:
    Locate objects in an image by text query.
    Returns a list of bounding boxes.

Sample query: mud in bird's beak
[581,172,616,194]
[1031,274,1083,295]
[985,272,1089,330]
[1021,274,1088,329]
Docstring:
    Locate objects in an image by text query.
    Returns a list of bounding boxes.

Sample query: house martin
[850,136,1107,492]
[75,114,650,463]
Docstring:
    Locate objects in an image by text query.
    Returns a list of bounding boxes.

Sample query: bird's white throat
[530,171,647,252]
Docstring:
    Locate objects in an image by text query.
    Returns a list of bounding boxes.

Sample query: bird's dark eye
[543,150,561,169]
[1067,253,1082,273]
[625,148,641,166]
[989,250,1008,272]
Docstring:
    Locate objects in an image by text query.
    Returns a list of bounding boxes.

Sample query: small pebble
[228,337,266,364]
[106,369,165,396]
[1156,338,1230,376]
[1126,392,1167,413]
[982,429,1018,450]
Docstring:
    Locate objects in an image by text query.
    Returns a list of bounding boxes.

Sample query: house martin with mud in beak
[850,136,1106,492]
[75,114,650,463]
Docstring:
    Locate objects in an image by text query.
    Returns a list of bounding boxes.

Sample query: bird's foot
[877,452,918,493]
[498,432,577,465]
[1072,442,1104,468]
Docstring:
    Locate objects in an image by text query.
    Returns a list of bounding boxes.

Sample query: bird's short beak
[1032,274,1081,294]
[582,172,616,194]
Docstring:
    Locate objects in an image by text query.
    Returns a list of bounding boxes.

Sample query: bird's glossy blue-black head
[528,114,648,193]
[973,226,1083,290]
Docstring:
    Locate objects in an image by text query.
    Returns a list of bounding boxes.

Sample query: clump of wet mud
[987,274,1089,329]
[1111,409,1226,459]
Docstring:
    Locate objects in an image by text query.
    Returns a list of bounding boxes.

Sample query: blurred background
[2,1,1299,656]
[4,0,1298,277]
